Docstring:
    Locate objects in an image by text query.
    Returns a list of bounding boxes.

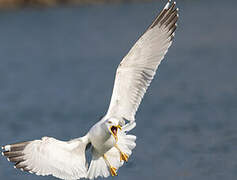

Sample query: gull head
[105,118,122,141]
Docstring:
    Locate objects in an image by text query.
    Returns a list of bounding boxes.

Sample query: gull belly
[88,122,116,155]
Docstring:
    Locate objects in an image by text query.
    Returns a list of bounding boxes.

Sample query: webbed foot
[119,151,128,162]
[115,144,129,162]
[110,167,117,176]
[103,154,118,176]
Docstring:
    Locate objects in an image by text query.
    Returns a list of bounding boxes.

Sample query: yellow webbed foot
[103,154,117,176]
[110,167,117,176]
[115,144,129,162]
[120,152,129,162]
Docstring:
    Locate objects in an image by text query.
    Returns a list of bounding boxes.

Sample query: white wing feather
[2,136,89,180]
[106,1,179,122]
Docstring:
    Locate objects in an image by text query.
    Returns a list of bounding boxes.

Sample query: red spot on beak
[111,126,118,136]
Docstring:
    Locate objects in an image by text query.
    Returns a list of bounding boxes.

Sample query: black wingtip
[147,0,179,34]
[1,141,32,171]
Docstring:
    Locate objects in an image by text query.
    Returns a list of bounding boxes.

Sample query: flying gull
[2,0,179,179]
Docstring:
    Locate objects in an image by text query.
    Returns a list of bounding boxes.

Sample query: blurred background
[0,0,236,180]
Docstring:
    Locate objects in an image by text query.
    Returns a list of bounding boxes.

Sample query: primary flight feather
[1,1,179,179]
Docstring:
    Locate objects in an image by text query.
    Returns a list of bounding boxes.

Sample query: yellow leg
[103,154,117,176]
[115,144,129,162]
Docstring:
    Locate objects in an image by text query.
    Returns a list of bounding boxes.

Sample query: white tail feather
[87,150,110,179]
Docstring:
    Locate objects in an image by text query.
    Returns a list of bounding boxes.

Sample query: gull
[1,1,179,179]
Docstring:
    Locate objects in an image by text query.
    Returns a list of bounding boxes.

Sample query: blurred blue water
[0,0,236,180]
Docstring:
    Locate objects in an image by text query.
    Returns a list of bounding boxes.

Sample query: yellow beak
[117,125,122,130]
[110,125,122,142]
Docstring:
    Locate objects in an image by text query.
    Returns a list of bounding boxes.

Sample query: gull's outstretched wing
[106,0,179,122]
[2,136,89,180]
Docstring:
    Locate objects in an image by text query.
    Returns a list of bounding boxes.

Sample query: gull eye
[108,121,112,124]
